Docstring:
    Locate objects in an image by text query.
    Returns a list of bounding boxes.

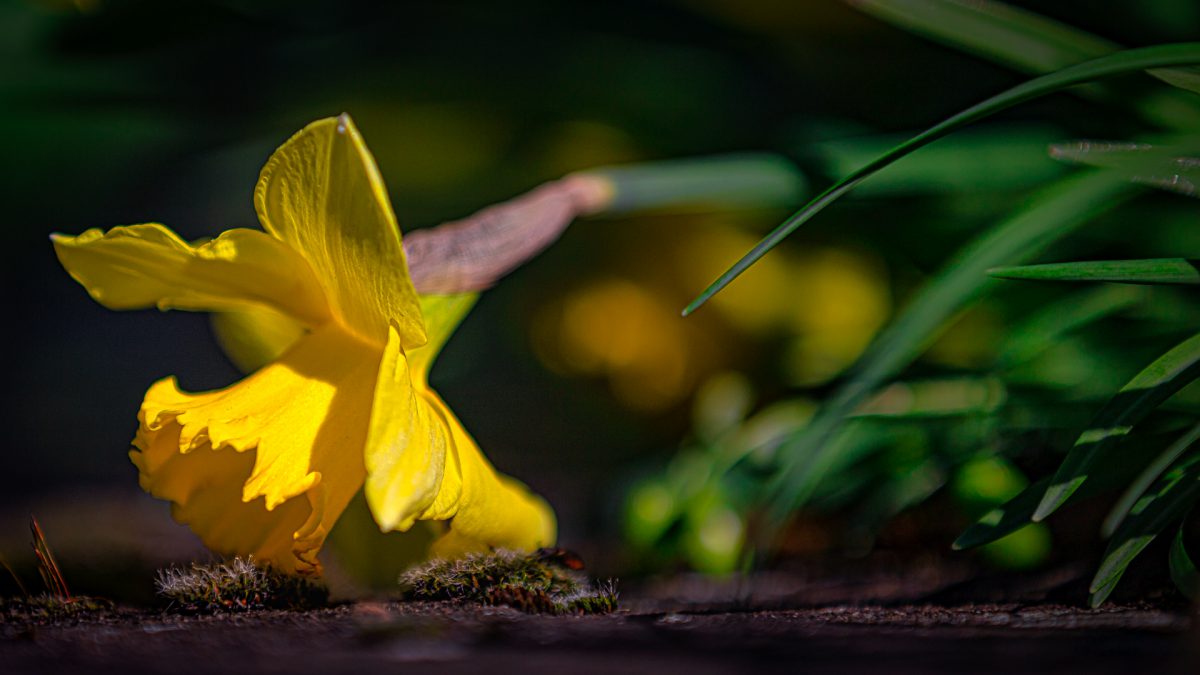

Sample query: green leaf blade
[846,0,1200,126]
[1150,66,1200,95]
[1103,422,1200,537]
[955,433,1170,550]
[767,171,1135,518]
[1035,332,1200,521]
[1049,140,1200,198]
[847,0,1115,74]
[989,259,1200,285]
[1169,524,1200,600]
[1089,454,1200,606]
[995,284,1143,368]
[584,153,807,215]
[954,476,1051,550]
[684,43,1200,316]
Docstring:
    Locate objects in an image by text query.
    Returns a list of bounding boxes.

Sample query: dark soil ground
[3,555,1197,675]
[1,597,1194,674]
[1,491,1197,674]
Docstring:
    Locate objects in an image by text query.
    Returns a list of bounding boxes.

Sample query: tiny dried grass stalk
[0,554,29,598]
[30,517,70,600]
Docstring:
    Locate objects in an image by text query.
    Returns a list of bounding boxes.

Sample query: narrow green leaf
[847,0,1116,73]
[683,43,1200,316]
[809,126,1065,195]
[766,171,1135,518]
[1168,523,1200,600]
[1036,332,1200,521]
[852,459,945,535]
[1049,140,1200,198]
[1103,422,1200,537]
[1089,453,1200,607]
[995,284,1143,368]
[1150,66,1200,95]
[583,154,806,215]
[853,377,1005,418]
[955,476,1052,550]
[954,433,1166,550]
[846,0,1200,126]
[990,259,1200,285]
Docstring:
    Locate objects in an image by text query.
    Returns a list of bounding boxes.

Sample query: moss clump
[0,595,113,622]
[155,557,328,613]
[400,548,617,615]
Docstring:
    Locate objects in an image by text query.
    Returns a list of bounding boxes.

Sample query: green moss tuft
[0,594,113,622]
[155,557,328,613]
[400,548,618,615]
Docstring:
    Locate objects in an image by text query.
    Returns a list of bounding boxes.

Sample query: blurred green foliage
[623,0,1200,604]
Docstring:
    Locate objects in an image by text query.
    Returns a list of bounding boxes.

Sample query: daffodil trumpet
[53,114,803,575]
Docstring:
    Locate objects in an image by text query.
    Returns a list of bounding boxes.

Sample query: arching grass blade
[1089,453,1200,606]
[1035,333,1200,521]
[1151,67,1200,95]
[583,154,806,215]
[990,259,1200,285]
[1169,523,1200,600]
[1103,422,1200,537]
[808,125,1065,195]
[954,476,1052,551]
[1049,140,1200,198]
[847,0,1115,72]
[684,43,1200,316]
[766,171,1135,518]
[954,432,1167,550]
[845,1,1200,127]
[995,284,1143,368]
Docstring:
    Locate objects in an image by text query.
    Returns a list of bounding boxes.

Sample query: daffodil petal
[362,293,477,531]
[133,443,315,572]
[131,325,379,573]
[409,292,554,543]
[52,224,330,326]
[364,296,554,551]
[255,115,426,349]
[209,293,476,377]
[363,323,449,532]
[435,433,557,553]
[376,381,556,556]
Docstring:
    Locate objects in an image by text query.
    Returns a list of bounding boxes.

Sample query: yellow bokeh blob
[534,278,694,411]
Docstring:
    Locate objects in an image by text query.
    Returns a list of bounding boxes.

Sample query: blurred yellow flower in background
[532,218,891,413]
[680,225,891,386]
[533,278,698,411]
[52,115,555,574]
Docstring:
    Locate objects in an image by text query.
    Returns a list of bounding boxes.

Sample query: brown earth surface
[4,554,1198,675]
[1,598,1196,675]
[2,490,1198,674]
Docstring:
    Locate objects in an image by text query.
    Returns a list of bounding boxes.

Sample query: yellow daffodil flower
[52,115,555,575]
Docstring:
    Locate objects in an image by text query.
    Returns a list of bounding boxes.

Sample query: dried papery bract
[403,175,611,294]
[401,154,801,295]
